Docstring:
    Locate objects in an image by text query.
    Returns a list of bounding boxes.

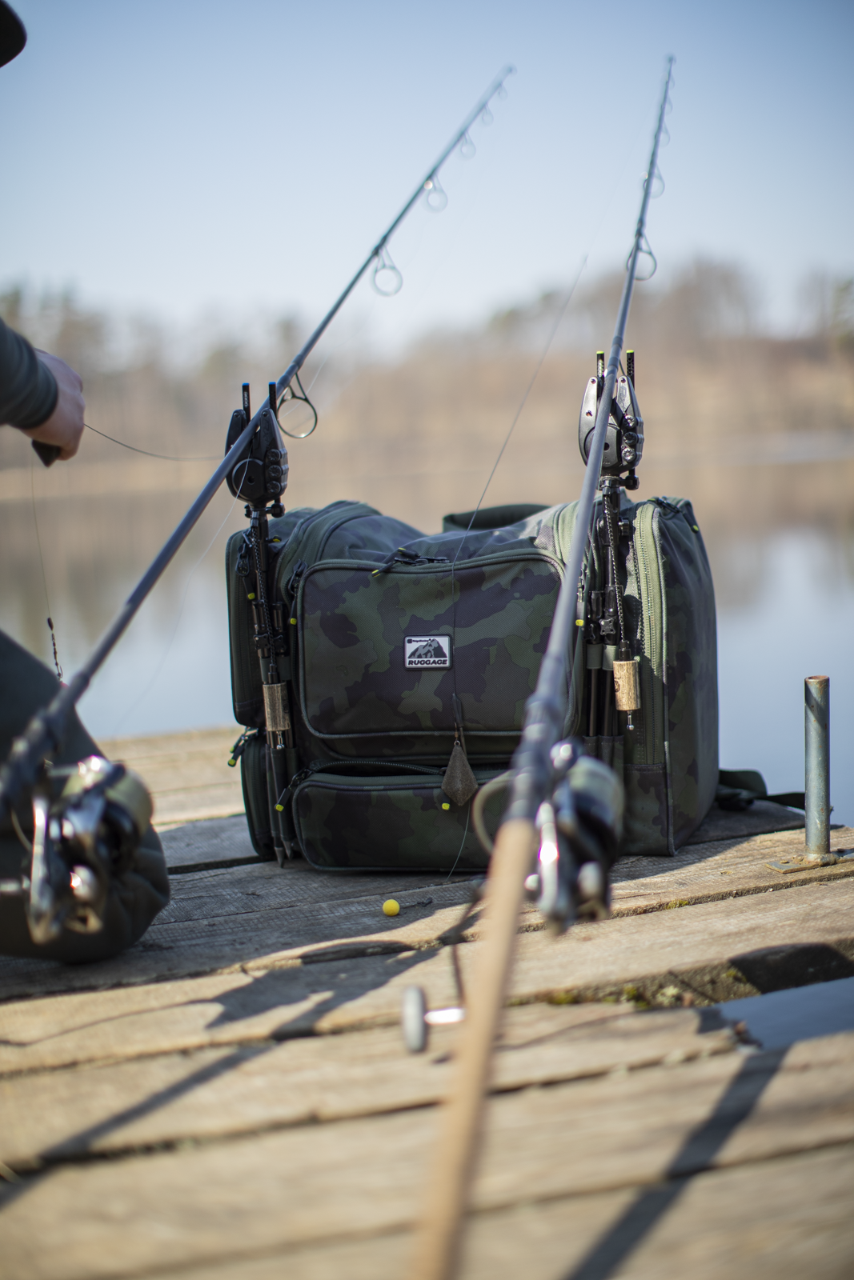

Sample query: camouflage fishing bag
[226,494,718,868]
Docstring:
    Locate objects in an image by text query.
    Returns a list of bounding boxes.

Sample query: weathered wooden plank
[160,815,256,869]
[0,951,455,1073]
[147,784,244,826]
[158,861,466,922]
[99,728,236,773]
[2,879,854,1073]
[0,1037,851,1280]
[6,983,847,1177]
[100,728,243,827]
[0,878,475,1001]
[612,824,854,914]
[155,823,854,939]
[500,878,854,1013]
[181,1146,849,1280]
[0,1005,737,1167]
[159,825,854,922]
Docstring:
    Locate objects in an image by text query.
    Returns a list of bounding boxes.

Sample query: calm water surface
[715,528,854,826]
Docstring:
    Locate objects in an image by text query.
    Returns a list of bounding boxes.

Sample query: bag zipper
[280,758,445,808]
[298,546,564,596]
[633,502,664,766]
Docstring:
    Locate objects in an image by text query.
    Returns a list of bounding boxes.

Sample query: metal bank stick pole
[804,675,831,862]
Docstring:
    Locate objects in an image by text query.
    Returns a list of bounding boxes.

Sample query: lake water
[1,491,852,828]
[715,527,854,826]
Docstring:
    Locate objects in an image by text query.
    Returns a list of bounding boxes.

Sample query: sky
[1,0,852,356]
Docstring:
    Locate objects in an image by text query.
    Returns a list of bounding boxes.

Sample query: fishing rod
[0,65,516,940]
[409,57,675,1280]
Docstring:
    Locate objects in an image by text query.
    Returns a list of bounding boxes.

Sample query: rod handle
[408,817,536,1280]
[31,440,61,467]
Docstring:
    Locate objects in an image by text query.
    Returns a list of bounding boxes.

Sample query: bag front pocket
[296,554,562,748]
[291,770,506,871]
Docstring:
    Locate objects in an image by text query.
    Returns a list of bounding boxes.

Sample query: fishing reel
[400,742,624,1051]
[525,741,624,932]
[578,349,644,490]
[2,756,152,944]
[225,383,290,515]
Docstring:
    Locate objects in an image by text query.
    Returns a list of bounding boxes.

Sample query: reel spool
[23,756,152,943]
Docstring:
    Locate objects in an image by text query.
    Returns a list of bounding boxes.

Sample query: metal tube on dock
[805,675,831,861]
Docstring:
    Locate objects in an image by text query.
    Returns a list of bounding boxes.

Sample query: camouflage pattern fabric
[297,553,563,756]
[292,769,505,871]
[582,735,625,778]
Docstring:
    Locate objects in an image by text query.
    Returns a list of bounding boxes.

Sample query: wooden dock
[1,728,853,1278]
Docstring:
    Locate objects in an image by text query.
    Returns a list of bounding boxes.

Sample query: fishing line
[86,346,333,459]
[29,459,62,680]
[445,254,588,719]
[458,255,589,560]
[446,78,662,563]
[443,77,663,722]
[84,423,221,461]
[302,350,331,396]
[444,802,471,882]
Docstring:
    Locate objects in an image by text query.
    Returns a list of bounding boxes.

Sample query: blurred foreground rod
[0,65,515,830]
[408,56,675,1280]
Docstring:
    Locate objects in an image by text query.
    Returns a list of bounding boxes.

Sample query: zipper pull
[286,560,307,626]
[228,729,257,767]
[287,560,307,597]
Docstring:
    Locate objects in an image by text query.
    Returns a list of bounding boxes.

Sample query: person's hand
[20,351,85,461]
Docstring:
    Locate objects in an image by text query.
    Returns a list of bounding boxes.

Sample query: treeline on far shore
[1,259,853,640]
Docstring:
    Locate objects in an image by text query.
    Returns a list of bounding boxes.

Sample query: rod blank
[408,56,676,1280]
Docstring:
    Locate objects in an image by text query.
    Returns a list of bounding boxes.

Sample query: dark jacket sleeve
[0,317,58,428]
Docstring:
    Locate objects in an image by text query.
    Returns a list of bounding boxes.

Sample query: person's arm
[0,315,57,425]
[0,319,85,459]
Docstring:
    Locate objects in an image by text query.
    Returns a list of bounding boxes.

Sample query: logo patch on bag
[404,636,452,669]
